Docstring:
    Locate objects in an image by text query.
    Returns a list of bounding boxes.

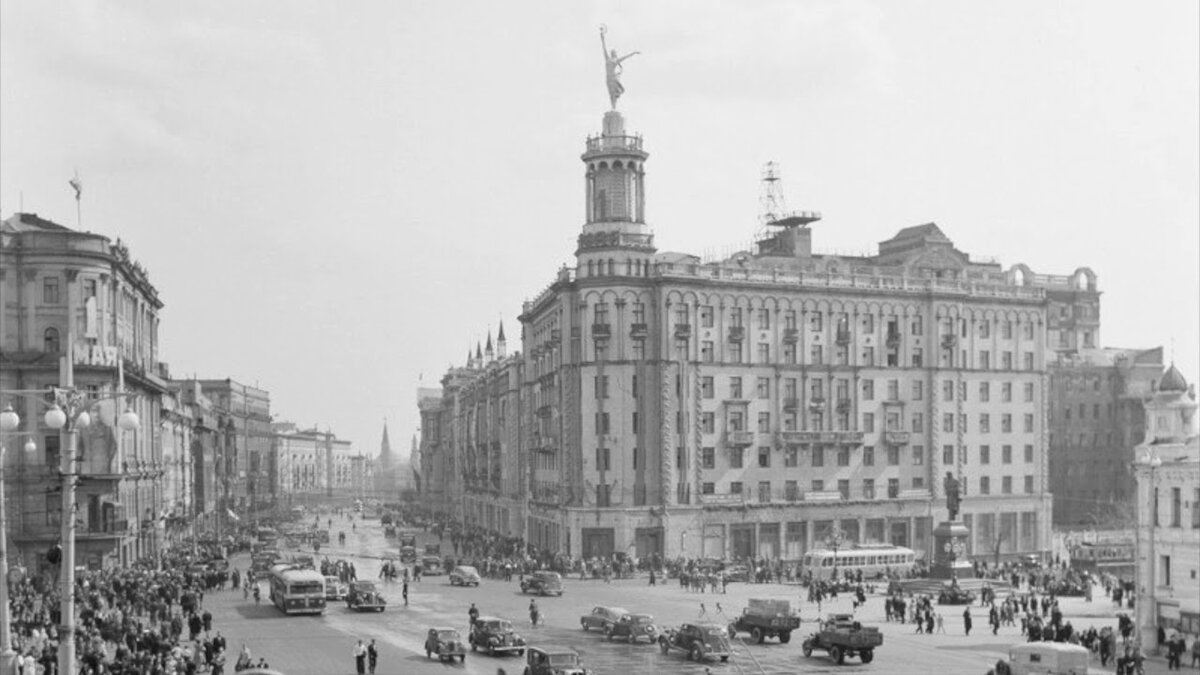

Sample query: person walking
[354,639,367,675]
[529,599,540,627]
[211,647,226,675]
[402,580,409,606]
[963,608,973,636]
[367,639,378,674]
[469,602,480,628]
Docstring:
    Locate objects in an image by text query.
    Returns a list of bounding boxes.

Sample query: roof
[1009,642,1090,656]
[1160,363,1189,392]
[2,212,73,233]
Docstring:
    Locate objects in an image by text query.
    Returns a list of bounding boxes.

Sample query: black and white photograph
[0,2,1197,674]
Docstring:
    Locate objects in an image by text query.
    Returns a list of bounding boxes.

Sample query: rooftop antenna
[755,162,821,250]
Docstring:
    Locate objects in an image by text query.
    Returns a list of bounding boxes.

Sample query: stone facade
[271,421,360,506]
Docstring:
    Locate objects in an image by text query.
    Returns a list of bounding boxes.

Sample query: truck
[727,598,801,644]
[801,614,882,665]
[992,642,1090,675]
[658,623,732,663]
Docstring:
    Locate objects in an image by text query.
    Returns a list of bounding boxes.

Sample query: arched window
[44,327,61,354]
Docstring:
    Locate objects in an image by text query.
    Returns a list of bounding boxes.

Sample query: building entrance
[634,527,662,559]
[581,528,615,559]
[730,524,755,559]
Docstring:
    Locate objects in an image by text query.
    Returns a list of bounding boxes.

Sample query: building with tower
[421,54,1069,564]
[372,421,398,500]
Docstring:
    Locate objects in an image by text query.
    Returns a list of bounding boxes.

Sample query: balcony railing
[884,431,911,446]
[630,323,648,337]
[674,324,692,338]
[776,430,865,446]
[783,328,799,343]
[724,430,755,446]
[592,324,611,338]
[782,397,800,411]
[728,326,745,342]
[885,333,901,348]
[835,329,851,346]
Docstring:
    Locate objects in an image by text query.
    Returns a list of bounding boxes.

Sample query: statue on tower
[944,471,962,521]
[601,25,640,109]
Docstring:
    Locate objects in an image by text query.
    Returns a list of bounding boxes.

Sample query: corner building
[513,109,1053,563]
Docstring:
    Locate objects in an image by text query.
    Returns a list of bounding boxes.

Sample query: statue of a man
[944,472,962,521]
[601,26,640,109]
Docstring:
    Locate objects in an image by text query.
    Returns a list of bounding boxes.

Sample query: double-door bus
[802,544,917,581]
[268,563,326,615]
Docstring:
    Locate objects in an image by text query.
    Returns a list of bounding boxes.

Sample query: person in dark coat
[963,608,973,636]
[367,639,378,674]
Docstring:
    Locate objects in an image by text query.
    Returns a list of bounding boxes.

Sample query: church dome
[1159,364,1189,392]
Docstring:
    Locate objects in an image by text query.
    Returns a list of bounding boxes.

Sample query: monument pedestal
[929,520,974,580]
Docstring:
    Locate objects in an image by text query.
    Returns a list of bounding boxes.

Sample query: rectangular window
[810,312,823,331]
[811,479,824,493]
[888,479,899,498]
[911,315,923,335]
[758,308,770,330]
[912,380,924,400]
[783,342,796,364]
[757,412,770,433]
[594,375,609,399]
[980,350,991,370]
[701,341,714,363]
[810,379,824,400]
[980,445,990,464]
[1002,476,1013,494]
[912,477,925,489]
[911,413,924,433]
[784,447,798,467]
[960,413,968,434]
[1024,414,1034,433]
[785,480,799,501]
[943,413,955,433]
[837,447,850,466]
[1023,322,1034,340]
[1002,444,1013,464]
[1023,352,1034,370]
[757,377,771,399]
[886,411,900,431]
[595,447,611,470]
[758,343,770,363]
[887,446,899,466]
[633,447,640,470]
[595,412,610,435]
[730,307,743,327]
[730,377,743,399]
[1001,414,1012,433]
[632,340,645,361]
[44,434,61,470]
[632,412,639,433]
[980,476,990,495]
[838,479,850,500]
[980,414,990,434]
[702,482,715,495]
[911,348,923,368]
[728,411,744,431]
[1002,321,1013,339]
[943,380,954,401]
[730,448,744,469]
[810,344,823,365]
[812,446,824,467]
[863,446,875,466]
[862,379,874,401]
[1002,351,1013,369]
[595,302,609,324]
[863,413,875,433]
[728,342,742,363]
[862,346,875,366]
[730,481,743,494]
[863,479,875,499]
[885,379,898,401]
[1171,487,1181,527]
[1024,476,1034,494]
[702,447,715,469]
[702,376,714,398]
[700,305,714,327]
[912,445,924,465]
[1023,382,1035,402]
[702,413,714,434]
[979,382,990,402]
[758,481,772,503]
[758,446,771,468]
[43,276,60,304]
[784,311,797,330]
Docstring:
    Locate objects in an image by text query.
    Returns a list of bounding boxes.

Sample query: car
[424,627,467,663]
[346,580,386,612]
[469,616,527,656]
[323,576,348,601]
[579,606,629,634]
[659,623,732,662]
[722,564,752,582]
[801,614,883,665]
[449,565,481,587]
[522,646,593,675]
[608,613,659,644]
[399,545,417,563]
[520,571,564,596]
[727,598,801,644]
[420,555,444,575]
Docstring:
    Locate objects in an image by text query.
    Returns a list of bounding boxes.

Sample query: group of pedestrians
[350,639,378,674]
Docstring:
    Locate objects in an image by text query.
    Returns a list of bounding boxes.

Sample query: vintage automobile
[801,614,883,665]
[521,646,592,675]
[658,623,732,662]
[521,570,564,596]
[728,598,801,644]
[423,627,467,663]
[607,613,659,644]
[579,606,629,633]
[323,576,348,601]
[449,565,482,587]
[399,545,417,563]
[722,564,752,583]
[420,555,444,575]
[468,616,527,656]
[937,583,977,605]
[345,580,386,612]
[250,554,278,581]
[994,642,1090,675]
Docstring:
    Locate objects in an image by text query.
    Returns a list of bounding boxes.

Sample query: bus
[801,544,917,581]
[1068,540,1134,578]
[268,563,326,615]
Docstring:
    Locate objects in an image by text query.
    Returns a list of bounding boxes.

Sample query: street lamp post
[825,521,847,581]
[0,405,38,675]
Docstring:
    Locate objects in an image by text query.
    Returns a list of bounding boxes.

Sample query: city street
[206,516,1162,675]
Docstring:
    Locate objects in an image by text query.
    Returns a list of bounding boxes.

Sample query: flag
[69,175,82,201]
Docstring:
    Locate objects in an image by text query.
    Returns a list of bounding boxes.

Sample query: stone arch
[1071,267,1097,291]
[1009,263,1034,286]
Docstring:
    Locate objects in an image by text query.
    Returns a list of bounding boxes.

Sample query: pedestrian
[402,580,409,606]
[529,599,540,627]
[367,639,378,674]
[935,613,945,634]
[211,647,226,675]
[354,639,367,675]
[963,608,973,636]
[649,569,656,586]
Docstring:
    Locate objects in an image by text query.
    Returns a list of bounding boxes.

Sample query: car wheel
[557,591,563,596]
[603,625,613,640]
[802,641,813,658]
[659,639,669,655]
[752,627,765,644]
[830,645,844,665]
[425,650,430,658]
[727,624,737,639]
[460,655,466,663]
[779,631,791,644]
[627,634,635,644]
[488,645,496,656]
[518,649,525,656]
[721,656,729,663]
[581,620,588,631]
[861,649,874,664]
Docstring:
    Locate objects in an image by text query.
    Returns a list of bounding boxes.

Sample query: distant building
[1131,364,1199,646]
[193,379,272,515]
[271,422,357,505]
[1046,347,1163,526]
[371,421,398,500]
[1,212,168,570]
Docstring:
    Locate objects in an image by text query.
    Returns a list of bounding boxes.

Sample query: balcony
[808,397,826,411]
[532,434,559,452]
[592,323,611,339]
[700,492,747,506]
[782,397,800,411]
[674,323,692,339]
[550,328,562,342]
[724,430,755,446]
[783,328,799,343]
[630,323,648,338]
[728,326,745,342]
[836,398,852,414]
[835,329,851,346]
[885,333,901,348]
[776,430,865,446]
[942,334,958,349]
[884,431,911,446]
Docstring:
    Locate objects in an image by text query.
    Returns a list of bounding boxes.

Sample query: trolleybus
[268,563,326,615]
[802,544,917,581]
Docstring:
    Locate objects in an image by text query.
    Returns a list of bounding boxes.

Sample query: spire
[485,330,494,360]
[497,321,507,358]
[378,419,394,470]
[475,342,483,367]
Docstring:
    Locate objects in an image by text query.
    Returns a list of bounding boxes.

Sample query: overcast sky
[2,1,1196,459]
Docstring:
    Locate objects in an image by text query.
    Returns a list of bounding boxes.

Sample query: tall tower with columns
[577,110,656,277]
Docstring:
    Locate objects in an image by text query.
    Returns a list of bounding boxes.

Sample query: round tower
[577,110,656,277]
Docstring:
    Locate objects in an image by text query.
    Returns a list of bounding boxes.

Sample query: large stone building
[271,421,360,506]
[1131,365,1199,646]
[1047,347,1163,526]
[193,379,272,517]
[421,102,1067,564]
[1,212,168,569]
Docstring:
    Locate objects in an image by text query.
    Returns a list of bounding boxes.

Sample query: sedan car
[520,570,564,596]
[449,565,481,587]
[424,627,467,663]
[323,576,348,601]
[608,613,659,644]
[468,617,527,656]
[580,606,629,633]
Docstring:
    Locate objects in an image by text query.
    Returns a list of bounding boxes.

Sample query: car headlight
[704,643,712,649]
[489,637,499,644]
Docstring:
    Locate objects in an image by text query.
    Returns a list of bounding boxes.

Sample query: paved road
[204,515,1158,675]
